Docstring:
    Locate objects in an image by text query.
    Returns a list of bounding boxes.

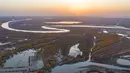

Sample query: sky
[0,0,130,17]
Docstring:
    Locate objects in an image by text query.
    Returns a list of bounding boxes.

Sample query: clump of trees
[92,34,120,57]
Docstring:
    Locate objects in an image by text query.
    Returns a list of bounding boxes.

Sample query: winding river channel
[1,19,70,33]
[2,19,130,34]
[1,19,130,73]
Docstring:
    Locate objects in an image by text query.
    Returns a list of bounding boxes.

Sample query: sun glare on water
[45,21,82,24]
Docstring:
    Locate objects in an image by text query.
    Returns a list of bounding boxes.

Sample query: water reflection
[1,19,70,34]
[4,50,36,67]
[45,21,82,24]
[0,42,11,46]
[1,36,130,73]
[40,34,130,73]
[0,49,43,73]
[50,44,130,73]
[1,34,130,73]
[117,59,130,66]
[1,18,130,73]
[68,43,83,58]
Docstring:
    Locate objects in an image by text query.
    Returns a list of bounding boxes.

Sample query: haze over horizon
[0,0,130,18]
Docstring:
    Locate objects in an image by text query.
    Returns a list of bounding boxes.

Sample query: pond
[2,49,43,69]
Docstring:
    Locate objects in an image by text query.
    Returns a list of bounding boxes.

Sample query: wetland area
[0,16,130,73]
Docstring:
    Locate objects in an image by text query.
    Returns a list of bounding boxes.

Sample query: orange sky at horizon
[0,0,130,16]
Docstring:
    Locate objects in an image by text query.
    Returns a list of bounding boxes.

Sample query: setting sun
[64,0,87,13]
